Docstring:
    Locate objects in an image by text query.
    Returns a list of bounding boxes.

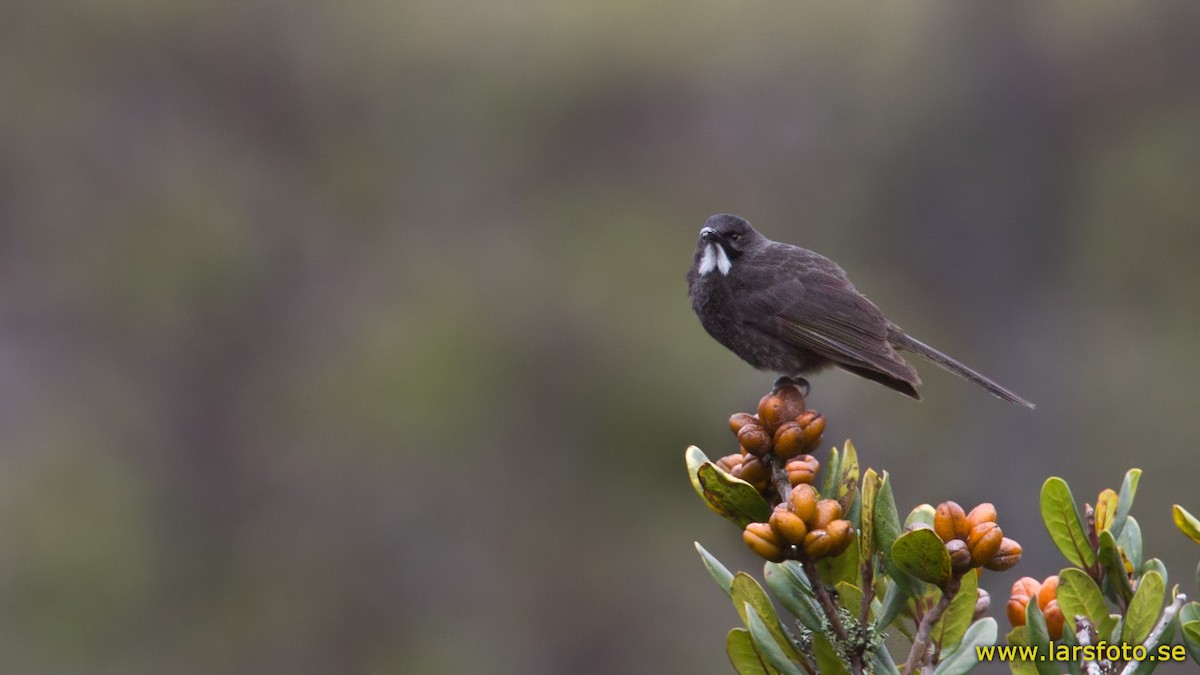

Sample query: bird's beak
[700,227,720,243]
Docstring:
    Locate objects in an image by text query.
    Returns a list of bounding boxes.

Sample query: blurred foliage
[2,1,1200,673]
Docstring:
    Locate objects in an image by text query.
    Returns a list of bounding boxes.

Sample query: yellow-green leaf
[837,440,859,507]
[821,446,841,497]
[1110,469,1141,540]
[763,562,823,631]
[744,605,806,675]
[1040,477,1096,568]
[1057,568,1109,630]
[873,472,903,577]
[1123,570,1165,645]
[812,632,850,675]
[892,528,951,586]
[1173,504,1200,545]
[727,628,774,675]
[731,573,804,665]
[1004,627,1040,675]
[936,569,978,651]
[695,461,772,527]
[1180,603,1200,666]
[860,468,881,562]
[1096,488,1118,533]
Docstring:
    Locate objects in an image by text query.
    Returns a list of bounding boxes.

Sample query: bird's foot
[772,376,810,396]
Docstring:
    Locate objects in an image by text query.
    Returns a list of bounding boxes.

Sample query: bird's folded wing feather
[745,278,915,382]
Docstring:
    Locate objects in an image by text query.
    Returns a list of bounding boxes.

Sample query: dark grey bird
[686,213,1034,408]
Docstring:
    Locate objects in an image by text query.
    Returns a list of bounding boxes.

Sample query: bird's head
[695,213,765,276]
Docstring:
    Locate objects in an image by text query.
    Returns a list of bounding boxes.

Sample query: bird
[686,213,1034,408]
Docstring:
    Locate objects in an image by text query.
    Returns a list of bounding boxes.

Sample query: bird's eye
[730,233,741,242]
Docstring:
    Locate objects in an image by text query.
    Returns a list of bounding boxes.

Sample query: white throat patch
[698,243,732,276]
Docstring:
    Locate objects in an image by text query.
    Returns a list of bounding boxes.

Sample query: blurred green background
[3,2,1200,673]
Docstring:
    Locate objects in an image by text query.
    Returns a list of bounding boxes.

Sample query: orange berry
[966,503,998,529]
[770,505,809,545]
[785,455,819,486]
[737,424,771,457]
[772,421,805,459]
[968,522,1004,567]
[934,501,967,543]
[947,538,972,573]
[802,528,835,558]
[825,519,854,557]
[814,499,843,530]
[985,537,1022,571]
[735,457,768,491]
[1006,577,1041,628]
[1043,599,1065,640]
[744,522,785,562]
[795,410,826,453]
[729,412,758,436]
[757,386,806,432]
[1037,575,1059,609]
[788,484,819,526]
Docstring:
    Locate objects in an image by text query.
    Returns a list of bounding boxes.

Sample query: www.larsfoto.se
[977,642,1188,663]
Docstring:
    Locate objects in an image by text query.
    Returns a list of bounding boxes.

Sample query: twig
[859,559,875,629]
[1119,593,1188,675]
[802,560,865,675]
[902,574,961,675]
[765,454,792,505]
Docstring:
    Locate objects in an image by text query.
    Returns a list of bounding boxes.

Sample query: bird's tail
[889,329,1035,409]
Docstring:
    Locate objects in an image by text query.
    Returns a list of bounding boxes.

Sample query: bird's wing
[744,274,918,384]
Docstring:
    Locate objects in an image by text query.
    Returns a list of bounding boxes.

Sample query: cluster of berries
[743,483,854,562]
[714,383,825,494]
[932,501,1022,573]
[712,382,853,563]
[1006,575,1064,640]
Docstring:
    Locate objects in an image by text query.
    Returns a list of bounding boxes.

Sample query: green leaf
[744,604,806,675]
[731,573,804,665]
[891,528,951,586]
[860,468,881,562]
[1097,529,1133,605]
[836,441,859,512]
[819,534,860,588]
[936,569,978,651]
[1123,570,1165,645]
[1040,477,1096,568]
[821,446,841,497]
[685,445,715,498]
[1184,622,1200,666]
[811,632,850,675]
[874,578,911,632]
[1110,468,1141,540]
[1057,569,1109,631]
[1118,516,1144,570]
[865,643,902,675]
[836,581,863,620]
[763,562,823,631]
[1057,626,1085,675]
[933,618,996,675]
[1023,600,1062,675]
[1173,504,1200,544]
[695,542,734,597]
[905,503,936,530]
[726,628,773,675]
[1004,627,1041,675]
[695,461,772,527]
[873,472,905,580]
[1142,558,1168,590]
[1181,602,1200,665]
